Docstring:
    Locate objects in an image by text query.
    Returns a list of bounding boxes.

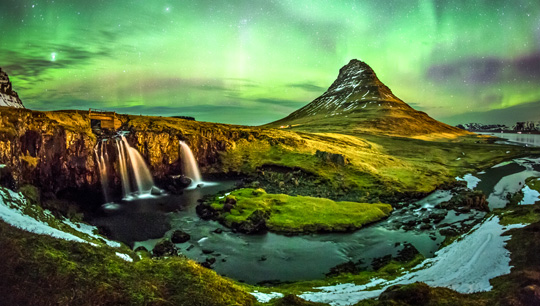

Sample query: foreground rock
[171,230,190,243]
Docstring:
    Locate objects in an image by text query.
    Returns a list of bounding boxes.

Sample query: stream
[90,133,540,284]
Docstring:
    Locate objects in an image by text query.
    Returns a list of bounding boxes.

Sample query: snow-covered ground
[0,187,122,248]
[455,173,481,189]
[520,184,540,205]
[253,216,526,305]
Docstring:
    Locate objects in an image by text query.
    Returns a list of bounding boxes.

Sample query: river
[90,134,540,284]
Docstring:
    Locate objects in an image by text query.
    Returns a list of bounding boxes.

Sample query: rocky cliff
[0,107,302,198]
[0,68,24,108]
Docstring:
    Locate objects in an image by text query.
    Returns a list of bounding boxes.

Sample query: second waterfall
[95,135,157,201]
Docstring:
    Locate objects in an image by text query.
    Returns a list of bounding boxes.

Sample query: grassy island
[202,188,392,234]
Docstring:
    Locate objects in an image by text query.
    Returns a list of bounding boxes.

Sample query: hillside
[267,59,466,137]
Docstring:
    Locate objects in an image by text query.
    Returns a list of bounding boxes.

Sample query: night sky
[1,0,539,125]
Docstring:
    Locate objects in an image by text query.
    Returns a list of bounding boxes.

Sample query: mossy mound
[199,188,392,234]
[0,221,255,305]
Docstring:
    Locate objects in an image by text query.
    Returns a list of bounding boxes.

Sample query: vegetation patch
[198,188,392,234]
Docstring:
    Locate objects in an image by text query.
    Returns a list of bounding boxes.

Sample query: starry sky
[1,0,539,125]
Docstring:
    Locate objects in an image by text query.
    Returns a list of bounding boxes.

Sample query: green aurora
[1,0,539,125]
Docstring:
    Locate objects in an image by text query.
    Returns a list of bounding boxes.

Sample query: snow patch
[64,220,121,248]
[0,187,122,249]
[251,291,283,303]
[115,252,133,262]
[0,188,89,244]
[519,185,540,205]
[291,216,524,305]
[456,174,481,189]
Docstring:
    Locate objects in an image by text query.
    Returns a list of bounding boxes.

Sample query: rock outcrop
[0,68,24,108]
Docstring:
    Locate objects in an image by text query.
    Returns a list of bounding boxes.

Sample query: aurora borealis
[1,0,539,125]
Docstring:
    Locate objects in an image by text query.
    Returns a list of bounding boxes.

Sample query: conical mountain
[267,59,465,137]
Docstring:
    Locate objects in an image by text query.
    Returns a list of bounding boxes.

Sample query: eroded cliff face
[0,108,301,196]
[0,108,97,193]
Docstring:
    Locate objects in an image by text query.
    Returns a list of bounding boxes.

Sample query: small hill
[0,68,24,108]
[266,59,466,137]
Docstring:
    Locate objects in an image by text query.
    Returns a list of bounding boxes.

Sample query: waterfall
[116,138,131,196]
[94,141,110,203]
[179,140,202,184]
[120,136,155,194]
[94,134,157,202]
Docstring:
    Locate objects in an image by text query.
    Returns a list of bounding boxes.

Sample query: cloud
[287,82,325,93]
[440,100,540,125]
[426,51,540,85]
[1,43,112,81]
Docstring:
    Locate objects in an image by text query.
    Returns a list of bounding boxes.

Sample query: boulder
[235,209,269,234]
[196,204,218,220]
[153,239,178,257]
[379,282,431,305]
[395,243,420,262]
[315,150,349,166]
[171,230,190,243]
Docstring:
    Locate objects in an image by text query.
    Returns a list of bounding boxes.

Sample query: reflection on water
[478,132,540,147]
[91,155,540,284]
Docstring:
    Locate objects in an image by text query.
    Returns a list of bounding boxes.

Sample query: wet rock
[171,230,190,243]
[199,256,217,268]
[438,189,488,212]
[439,228,458,237]
[173,175,192,188]
[371,254,392,270]
[272,294,327,306]
[134,246,148,252]
[153,239,178,257]
[419,223,432,230]
[326,261,360,276]
[379,282,431,306]
[395,243,420,262]
[196,204,218,220]
[151,186,163,196]
[258,255,267,262]
[234,209,269,234]
[213,228,223,234]
[223,195,237,212]
[202,249,214,254]
[186,244,194,251]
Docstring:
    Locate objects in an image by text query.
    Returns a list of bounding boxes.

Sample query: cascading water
[179,140,202,184]
[94,141,110,203]
[94,134,157,202]
[120,136,155,194]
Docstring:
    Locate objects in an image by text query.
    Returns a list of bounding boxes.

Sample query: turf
[207,188,392,233]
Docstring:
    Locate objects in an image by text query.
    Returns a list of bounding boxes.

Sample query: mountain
[266,59,466,137]
[0,68,24,108]
[456,123,509,132]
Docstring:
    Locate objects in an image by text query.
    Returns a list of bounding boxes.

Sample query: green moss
[0,220,256,305]
[496,204,540,226]
[207,188,392,233]
[526,176,540,193]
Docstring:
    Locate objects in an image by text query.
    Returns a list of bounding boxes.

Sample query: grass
[0,186,255,306]
[206,188,392,233]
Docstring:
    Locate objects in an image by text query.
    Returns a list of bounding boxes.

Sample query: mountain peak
[266,59,466,137]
